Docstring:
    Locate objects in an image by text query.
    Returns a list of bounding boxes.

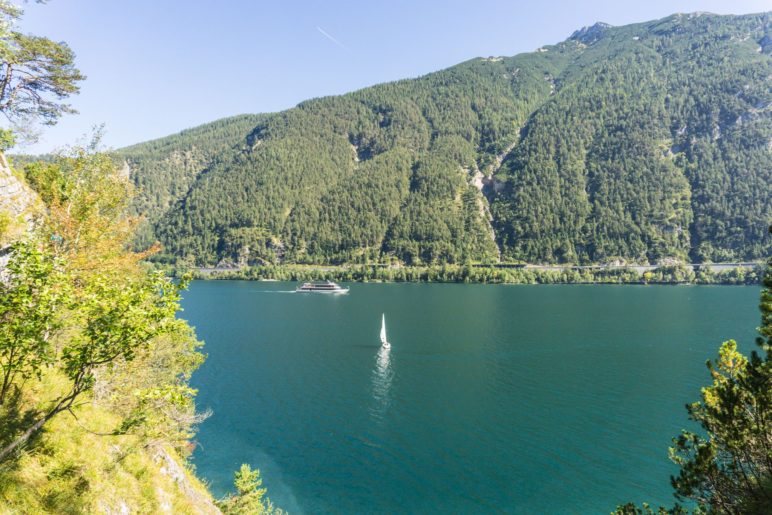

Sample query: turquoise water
[182,282,760,513]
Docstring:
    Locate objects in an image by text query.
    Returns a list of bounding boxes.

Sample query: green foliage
[494,14,771,264]
[0,2,84,130]
[116,114,268,250]
[217,464,279,515]
[0,240,67,404]
[0,127,14,150]
[219,226,281,264]
[613,502,686,514]
[186,263,761,285]
[22,160,67,204]
[57,271,191,411]
[0,146,205,465]
[760,239,772,352]
[0,208,10,240]
[0,144,231,511]
[667,334,772,512]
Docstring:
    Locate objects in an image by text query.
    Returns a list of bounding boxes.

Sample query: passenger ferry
[295,280,349,294]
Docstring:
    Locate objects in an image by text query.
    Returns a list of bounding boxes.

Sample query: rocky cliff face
[0,152,40,277]
[0,152,39,246]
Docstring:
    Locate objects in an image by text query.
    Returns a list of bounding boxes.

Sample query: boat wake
[370,343,393,421]
[370,314,394,421]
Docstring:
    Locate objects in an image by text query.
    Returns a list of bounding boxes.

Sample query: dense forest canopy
[117,13,770,266]
[115,114,268,250]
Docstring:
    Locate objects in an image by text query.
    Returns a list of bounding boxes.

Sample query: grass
[0,371,217,514]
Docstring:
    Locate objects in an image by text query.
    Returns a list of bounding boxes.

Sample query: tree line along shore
[177,262,764,285]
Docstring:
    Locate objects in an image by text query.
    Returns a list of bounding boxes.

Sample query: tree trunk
[0,373,10,405]
[0,390,80,462]
[0,346,18,405]
[0,409,55,462]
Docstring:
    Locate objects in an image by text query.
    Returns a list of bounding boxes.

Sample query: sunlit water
[181,282,760,513]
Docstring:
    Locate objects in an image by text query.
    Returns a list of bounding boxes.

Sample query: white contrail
[316,26,350,51]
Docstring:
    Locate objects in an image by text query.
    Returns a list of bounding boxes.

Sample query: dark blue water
[182,282,760,513]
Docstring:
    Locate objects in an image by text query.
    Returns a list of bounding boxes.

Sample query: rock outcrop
[0,152,39,246]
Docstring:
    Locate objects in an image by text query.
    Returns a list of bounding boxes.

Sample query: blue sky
[16,0,771,153]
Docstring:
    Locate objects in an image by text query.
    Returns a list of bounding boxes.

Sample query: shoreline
[166,263,763,286]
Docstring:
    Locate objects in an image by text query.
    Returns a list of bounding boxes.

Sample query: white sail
[380,314,388,345]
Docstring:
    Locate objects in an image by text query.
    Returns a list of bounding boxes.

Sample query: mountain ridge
[87,12,772,265]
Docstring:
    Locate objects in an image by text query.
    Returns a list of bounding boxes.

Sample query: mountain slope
[117,114,267,248]
[156,49,573,265]
[492,13,771,263]
[131,12,770,265]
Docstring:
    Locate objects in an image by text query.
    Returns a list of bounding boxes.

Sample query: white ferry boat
[295,280,349,294]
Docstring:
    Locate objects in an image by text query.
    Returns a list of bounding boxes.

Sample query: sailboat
[380,313,390,348]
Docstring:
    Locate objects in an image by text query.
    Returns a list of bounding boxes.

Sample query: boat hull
[295,288,349,294]
[295,280,349,294]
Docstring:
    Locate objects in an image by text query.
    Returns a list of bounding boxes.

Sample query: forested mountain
[126,12,770,266]
[117,114,267,248]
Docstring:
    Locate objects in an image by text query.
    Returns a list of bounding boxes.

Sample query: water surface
[182,282,760,513]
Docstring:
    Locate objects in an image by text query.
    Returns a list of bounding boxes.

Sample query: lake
[182,281,760,513]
